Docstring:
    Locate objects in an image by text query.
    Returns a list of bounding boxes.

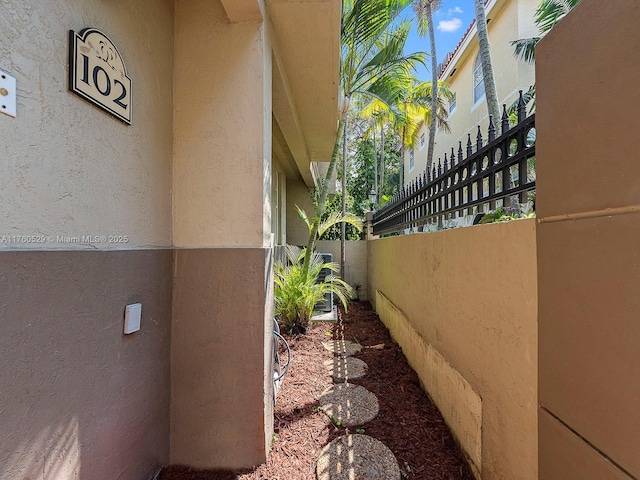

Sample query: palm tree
[414,0,441,172]
[473,0,500,128]
[301,0,426,280]
[359,78,453,189]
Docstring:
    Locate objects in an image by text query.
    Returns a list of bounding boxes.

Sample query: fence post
[366,211,376,240]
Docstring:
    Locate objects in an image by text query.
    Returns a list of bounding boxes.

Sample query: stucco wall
[0,0,173,250]
[316,240,368,301]
[173,0,272,249]
[285,178,316,246]
[0,2,174,480]
[0,250,172,480]
[368,219,538,480]
[171,0,274,468]
[536,1,640,478]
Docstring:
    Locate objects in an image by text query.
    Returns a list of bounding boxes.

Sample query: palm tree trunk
[400,126,406,187]
[301,116,344,280]
[380,126,385,196]
[373,128,378,204]
[340,111,348,282]
[426,2,438,171]
[473,0,500,126]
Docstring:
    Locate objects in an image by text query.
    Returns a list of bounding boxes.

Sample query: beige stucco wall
[536,1,640,478]
[0,0,173,250]
[316,240,368,300]
[285,178,316,246]
[368,219,538,480]
[405,0,537,183]
[173,0,272,249]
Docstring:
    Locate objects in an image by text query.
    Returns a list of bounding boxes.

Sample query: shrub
[274,245,352,334]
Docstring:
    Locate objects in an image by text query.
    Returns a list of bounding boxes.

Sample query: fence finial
[488,115,496,142]
[476,125,483,151]
[432,165,436,181]
[451,147,456,167]
[467,133,473,157]
[458,141,464,164]
[437,160,442,177]
[501,104,510,133]
[517,90,527,123]
[443,152,448,171]
[423,170,427,185]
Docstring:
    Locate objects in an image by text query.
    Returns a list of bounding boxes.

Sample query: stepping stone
[324,357,368,383]
[322,340,362,357]
[319,384,378,427]
[316,434,400,480]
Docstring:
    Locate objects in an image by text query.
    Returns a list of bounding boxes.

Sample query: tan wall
[0,250,172,480]
[171,0,274,468]
[171,248,273,469]
[285,178,315,246]
[536,1,640,478]
[0,0,174,250]
[173,0,272,249]
[368,219,538,480]
[406,0,537,183]
[316,240,368,301]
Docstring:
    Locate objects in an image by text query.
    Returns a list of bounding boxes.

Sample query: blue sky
[399,1,476,80]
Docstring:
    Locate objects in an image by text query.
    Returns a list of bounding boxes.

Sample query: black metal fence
[372,92,536,235]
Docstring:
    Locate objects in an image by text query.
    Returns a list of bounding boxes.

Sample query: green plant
[274,245,353,334]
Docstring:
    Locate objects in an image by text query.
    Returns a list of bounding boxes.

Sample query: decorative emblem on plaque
[69,28,132,124]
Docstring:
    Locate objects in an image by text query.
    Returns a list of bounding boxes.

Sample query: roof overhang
[440,0,509,81]
[268,0,341,186]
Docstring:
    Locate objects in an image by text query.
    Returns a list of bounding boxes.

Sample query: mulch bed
[160,301,474,480]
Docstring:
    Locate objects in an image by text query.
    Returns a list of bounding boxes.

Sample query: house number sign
[69,28,131,124]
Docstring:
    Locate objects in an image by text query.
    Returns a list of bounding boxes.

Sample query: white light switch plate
[0,70,16,118]
[124,303,142,334]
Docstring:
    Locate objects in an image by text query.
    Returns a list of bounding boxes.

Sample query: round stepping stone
[324,357,368,383]
[322,340,362,357]
[319,384,378,427]
[316,434,400,480]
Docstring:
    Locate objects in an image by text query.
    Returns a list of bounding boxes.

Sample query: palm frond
[511,37,540,64]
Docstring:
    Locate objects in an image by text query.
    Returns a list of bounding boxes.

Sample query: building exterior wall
[316,240,368,301]
[171,0,274,468]
[171,248,272,468]
[173,0,272,250]
[405,0,537,184]
[285,178,315,247]
[0,251,172,480]
[536,1,640,478]
[368,219,538,480]
[0,1,174,479]
[0,0,174,249]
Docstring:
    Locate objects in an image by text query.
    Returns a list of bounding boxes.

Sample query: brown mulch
[160,301,474,480]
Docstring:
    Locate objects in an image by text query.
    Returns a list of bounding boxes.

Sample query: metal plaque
[69,28,132,124]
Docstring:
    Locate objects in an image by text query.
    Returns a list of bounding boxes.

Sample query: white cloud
[448,6,463,15]
[437,18,463,32]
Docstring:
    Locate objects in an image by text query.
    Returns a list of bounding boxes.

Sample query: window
[473,55,485,104]
[420,133,425,148]
[409,148,415,172]
[449,92,457,114]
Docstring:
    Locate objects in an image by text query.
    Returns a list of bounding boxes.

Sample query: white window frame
[420,132,425,149]
[449,92,457,115]
[409,148,415,172]
[473,54,486,106]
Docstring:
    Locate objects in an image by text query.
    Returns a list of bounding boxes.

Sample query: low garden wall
[368,219,537,480]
